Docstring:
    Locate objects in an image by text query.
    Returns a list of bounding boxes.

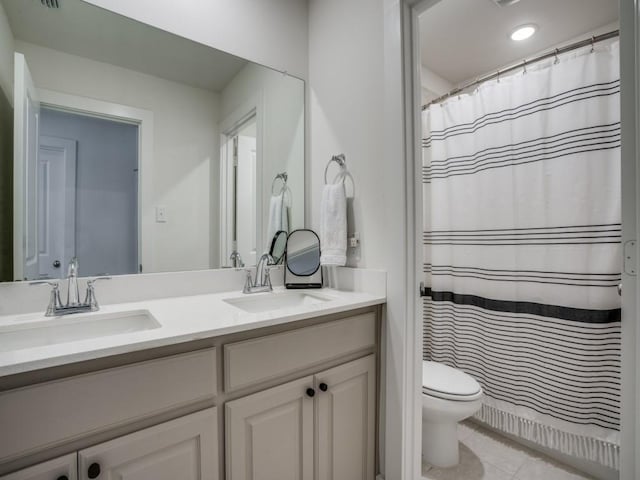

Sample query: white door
[0,453,77,480]
[225,376,314,480]
[236,132,257,265]
[316,355,377,480]
[77,408,218,480]
[38,136,77,280]
[13,53,40,281]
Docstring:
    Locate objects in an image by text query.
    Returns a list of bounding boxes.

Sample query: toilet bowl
[422,361,483,468]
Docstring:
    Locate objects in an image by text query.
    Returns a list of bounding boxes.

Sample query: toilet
[422,361,483,468]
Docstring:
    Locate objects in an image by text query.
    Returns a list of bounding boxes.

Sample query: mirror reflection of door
[13,52,39,281]
[37,136,76,279]
[223,115,257,267]
[37,108,139,279]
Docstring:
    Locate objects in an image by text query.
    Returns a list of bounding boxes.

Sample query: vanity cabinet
[225,354,376,480]
[0,409,217,480]
[0,308,380,480]
[77,408,218,480]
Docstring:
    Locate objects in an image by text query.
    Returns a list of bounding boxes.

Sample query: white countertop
[0,287,385,378]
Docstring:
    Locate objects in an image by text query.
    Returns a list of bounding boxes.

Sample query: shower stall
[421,32,621,470]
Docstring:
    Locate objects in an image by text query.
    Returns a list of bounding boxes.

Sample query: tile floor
[421,421,596,480]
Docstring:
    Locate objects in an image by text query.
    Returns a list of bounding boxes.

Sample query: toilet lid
[422,361,482,400]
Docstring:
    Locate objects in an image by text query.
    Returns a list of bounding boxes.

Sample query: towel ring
[324,154,355,197]
[324,154,346,184]
[271,172,288,195]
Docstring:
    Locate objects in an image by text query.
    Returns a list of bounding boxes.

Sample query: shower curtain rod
[422,29,619,110]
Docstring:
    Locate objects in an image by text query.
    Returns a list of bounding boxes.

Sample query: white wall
[221,62,305,254]
[82,0,309,81]
[420,65,453,105]
[16,41,220,273]
[308,0,411,479]
[0,2,14,103]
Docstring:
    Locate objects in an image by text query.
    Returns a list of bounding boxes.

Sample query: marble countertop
[0,286,385,378]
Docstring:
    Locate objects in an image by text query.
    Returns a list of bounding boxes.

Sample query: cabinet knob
[306,387,315,398]
[319,382,328,392]
[88,462,101,479]
[56,476,69,480]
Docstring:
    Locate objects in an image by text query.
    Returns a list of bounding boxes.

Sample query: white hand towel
[320,182,347,266]
[266,194,283,251]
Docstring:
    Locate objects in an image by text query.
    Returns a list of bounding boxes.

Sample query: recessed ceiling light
[510,24,537,42]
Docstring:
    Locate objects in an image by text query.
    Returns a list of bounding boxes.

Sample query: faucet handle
[30,281,62,316]
[29,280,59,287]
[242,269,254,293]
[264,267,273,290]
[85,277,111,311]
[86,276,112,286]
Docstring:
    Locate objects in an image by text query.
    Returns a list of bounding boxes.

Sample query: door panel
[316,355,376,480]
[38,136,77,279]
[13,53,40,280]
[225,376,313,480]
[78,408,218,480]
[0,453,77,480]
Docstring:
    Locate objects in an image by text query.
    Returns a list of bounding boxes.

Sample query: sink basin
[224,291,331,313]
[0,310,161,352]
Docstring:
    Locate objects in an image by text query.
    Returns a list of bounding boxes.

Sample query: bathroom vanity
[0,276,385,480]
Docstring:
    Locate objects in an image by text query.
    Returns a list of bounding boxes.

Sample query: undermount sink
[0,310,161,353]
[224,291,331,313]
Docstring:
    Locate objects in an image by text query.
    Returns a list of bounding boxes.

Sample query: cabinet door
[225,376,314,480]
[0,453,77,480]
[78,408,217,480]
[316,355,376,480]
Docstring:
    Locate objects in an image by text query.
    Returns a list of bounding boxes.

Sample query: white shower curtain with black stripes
[422,41,621,469]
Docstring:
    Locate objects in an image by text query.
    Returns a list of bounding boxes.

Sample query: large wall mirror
[0,0,304,281]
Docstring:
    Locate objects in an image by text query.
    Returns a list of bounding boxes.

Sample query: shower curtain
[422,42,621,469]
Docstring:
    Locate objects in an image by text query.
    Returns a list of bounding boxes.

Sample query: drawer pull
[319,382,328,392]
[88,462,101,479]
[306,388,315,398]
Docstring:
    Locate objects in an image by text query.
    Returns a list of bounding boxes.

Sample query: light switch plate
[156,205,168,223]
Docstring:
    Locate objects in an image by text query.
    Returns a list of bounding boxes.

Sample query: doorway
[221,114,258,268]
[37,107,139,278]
[414,0,622,478]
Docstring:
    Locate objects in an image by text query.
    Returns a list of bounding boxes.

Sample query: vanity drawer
[224,312,376,391]
[0,348,217,462]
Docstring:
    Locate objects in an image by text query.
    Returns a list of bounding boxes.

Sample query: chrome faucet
[66,256,81,306]
[230,250,244,268]
[30,258,111,316]
[243,253,274,294]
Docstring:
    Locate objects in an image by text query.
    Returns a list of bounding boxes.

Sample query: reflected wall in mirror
[0,0,304,281]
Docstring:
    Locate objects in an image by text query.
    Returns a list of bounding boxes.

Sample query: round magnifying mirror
[269,230,288,265]
[286,230,321,276]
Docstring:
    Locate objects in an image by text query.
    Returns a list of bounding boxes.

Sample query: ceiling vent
[491,0,521,6]
[40,0,60,8]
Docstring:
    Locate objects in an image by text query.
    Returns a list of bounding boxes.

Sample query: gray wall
[39,108,138,277]
[0,90,12,282]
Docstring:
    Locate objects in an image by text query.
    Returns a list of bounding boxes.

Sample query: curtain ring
[496,70,500,83]
[554,48,560,64]
[591,36,595,53]
[522,59,527,74]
